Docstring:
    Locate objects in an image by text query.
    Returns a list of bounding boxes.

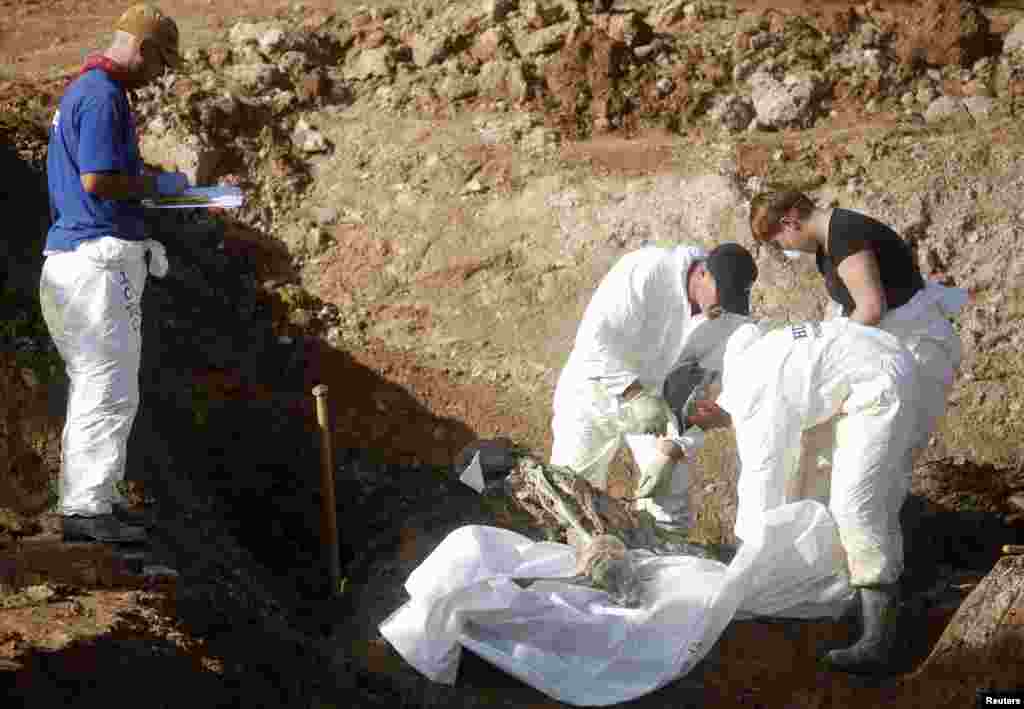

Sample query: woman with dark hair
[746,191,965,456]
[736,190,968,674]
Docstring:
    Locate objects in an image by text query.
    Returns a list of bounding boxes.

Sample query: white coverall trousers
[39,236,154,517]
[550,379,693,529]
[797,284,965,507]
[725,321,918,586]
[879,284,964,458]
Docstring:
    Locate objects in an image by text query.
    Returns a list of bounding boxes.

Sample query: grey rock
[732,58,757,83]
[347,47,395,79]
[258,27,288,55]
[462,177,487,194]
[517,23,570,56]
[520,0,568,28]
[225,63,287,92]
[278,50,310,74]
[749,71,822,129]
[486,0,519,22]
[710,94,755,133]
[410,33,454,68]
[924,95,970,124]
[311,206,339,226]
[633,41,662,59]
[916,85,938,105]
[750,31,776,51]
[228,22,293,57]
[140,131,224,185]
[862,48,886,70]
[24,585,56,604]
[962,95,996,123]
[655,77,675,97]
[228,22,265,47]
[292,119,329,153]
[1004,19,1024,54]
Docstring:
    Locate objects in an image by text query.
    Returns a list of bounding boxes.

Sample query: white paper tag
[458,451,485,494]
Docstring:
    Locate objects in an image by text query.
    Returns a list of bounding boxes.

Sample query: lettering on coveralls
[790,321,822,341]
[118,270,142,333]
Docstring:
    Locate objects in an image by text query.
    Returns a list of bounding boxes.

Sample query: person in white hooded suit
[691,315,919,675]
[550,243,758,531]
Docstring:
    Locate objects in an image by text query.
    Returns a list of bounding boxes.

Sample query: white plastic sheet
[379,500,854,706]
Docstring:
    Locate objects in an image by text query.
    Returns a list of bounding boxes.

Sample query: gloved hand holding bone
[618,388,675,436]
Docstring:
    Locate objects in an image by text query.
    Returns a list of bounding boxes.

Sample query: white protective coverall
[550,246,708,529]
[717,319,918,587]
[798,283,968,505]
[39,236,168,516]
[878,282,965,454]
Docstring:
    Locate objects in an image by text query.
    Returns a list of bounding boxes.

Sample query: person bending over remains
[550,243,757,532]
[691,316,919,676]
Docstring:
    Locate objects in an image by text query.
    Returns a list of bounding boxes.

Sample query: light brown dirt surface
[0,0,342,76]
[4,0,1024,707]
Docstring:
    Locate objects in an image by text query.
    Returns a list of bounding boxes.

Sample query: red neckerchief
[75,54,142,154]
[78,54,132,84]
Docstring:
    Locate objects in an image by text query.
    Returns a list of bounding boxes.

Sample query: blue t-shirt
[45,69,147,252]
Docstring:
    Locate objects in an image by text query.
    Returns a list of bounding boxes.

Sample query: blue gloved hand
[155,171,189,196]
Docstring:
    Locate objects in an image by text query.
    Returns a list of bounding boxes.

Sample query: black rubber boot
[825,583,901,675]
[112,502,153,528]
[62,514,147,544]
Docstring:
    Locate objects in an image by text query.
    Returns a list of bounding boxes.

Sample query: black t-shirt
[815,208,925,316]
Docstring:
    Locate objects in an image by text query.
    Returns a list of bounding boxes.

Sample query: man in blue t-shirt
[41,4,190,544]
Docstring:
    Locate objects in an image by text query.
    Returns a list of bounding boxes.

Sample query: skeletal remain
[506,459,642,605]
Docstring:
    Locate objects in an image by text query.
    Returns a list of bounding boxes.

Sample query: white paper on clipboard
[143,185,245,209]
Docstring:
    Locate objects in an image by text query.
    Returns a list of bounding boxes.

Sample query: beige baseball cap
[116,4,181,68]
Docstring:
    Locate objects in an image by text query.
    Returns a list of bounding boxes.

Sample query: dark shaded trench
[5,132,1024,708]
[0,135,499,707]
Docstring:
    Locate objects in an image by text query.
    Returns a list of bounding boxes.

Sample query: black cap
[705,243,758,316]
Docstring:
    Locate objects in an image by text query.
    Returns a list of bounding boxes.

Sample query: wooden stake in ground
[313,384,341,597]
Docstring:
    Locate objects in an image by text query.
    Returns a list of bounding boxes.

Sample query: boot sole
[61,533,148,544]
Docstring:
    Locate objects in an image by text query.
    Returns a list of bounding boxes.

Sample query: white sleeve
[575,254,663,391]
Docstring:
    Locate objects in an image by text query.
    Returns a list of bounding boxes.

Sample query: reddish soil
[0,0,347,75]
[461,142,519,195]
[560,128,679,176]
[540,26,629,140]
[312,224,394,306]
